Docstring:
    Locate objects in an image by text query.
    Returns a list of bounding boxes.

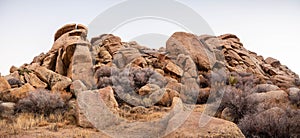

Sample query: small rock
[138,84,160,96]
[165,61,183,76]
[130,106,147,114]
[265,57,281,68]
[158,88,180,106]
[9,66,18,73]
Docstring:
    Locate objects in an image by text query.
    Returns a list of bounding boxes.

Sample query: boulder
[101,34,123,55]
[70,80,87,97]
[158,88,180,106]
[250,84,280,93]
[71,45,95,89]
[0,77,11,92]
[246,90,288,103]
[52,24,89,52]
[164,61,183,76]
[24,73,47,88]
[166,32,214,70]
[0,83,35,102]
[9,66,18,73]
[98,86,118,109]
[265,57,281,68]
[33,66,72,91]
[76,89,122,128]
[165,112,245,138]
[138,84,160,96]
[287,87,300,104]
[42,52,58,71]
[113,47,142,68]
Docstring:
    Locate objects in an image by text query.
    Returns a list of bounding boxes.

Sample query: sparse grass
[0,112,68,136]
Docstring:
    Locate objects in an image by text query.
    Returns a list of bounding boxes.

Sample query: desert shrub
[216,72,259,123]
[218,86,258,123]
[96,67,167,107]
[15,89,66,116]
[238,108,300,138]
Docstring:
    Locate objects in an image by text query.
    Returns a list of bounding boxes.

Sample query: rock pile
[0,23,299,137]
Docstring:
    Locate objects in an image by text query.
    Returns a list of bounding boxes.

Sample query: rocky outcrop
[1,23,299,137]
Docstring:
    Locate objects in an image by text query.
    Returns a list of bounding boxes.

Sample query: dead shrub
[15,89,66,116]
[238,108,300,138]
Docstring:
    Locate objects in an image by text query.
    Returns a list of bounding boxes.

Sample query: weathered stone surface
[164,61,183,76]
[0,83,35,102]
[265,57,281,68]
[158,88,180,106]
[166,32,214,70]
[250,84,280,93]
[0,77,11,92]
[165,81,182,93]
[9,66,18,73]
[98,86,118,109]
[76,89,122,128]
[102,34,123,55]
[71,45,95,89]
[113,47,142,68]
[98,46,112,63]
[24,73,47,88]
[246,90,288,103]
[52,24,89,52]
[138,84,160,96]
[33,66,72,91]
[165,112,245,138]
[54,23,77,41]
[42,52,58,71]
[287,87,300,104]
[70,80,87,97]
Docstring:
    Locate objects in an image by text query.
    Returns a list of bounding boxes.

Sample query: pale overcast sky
[0,0,299,75]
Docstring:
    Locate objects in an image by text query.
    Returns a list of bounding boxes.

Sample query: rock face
[0,77,11,92]
[1,23,300,137]
[33,66,72,91]
[165,112,245,138]
[0,83,35,102]
[71,45,95,89]
[166,32,214,70]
